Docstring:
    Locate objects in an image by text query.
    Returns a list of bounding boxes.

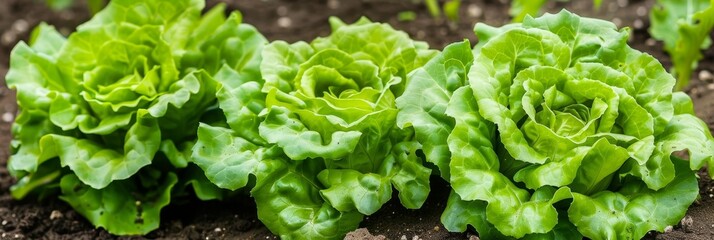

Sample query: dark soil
[1,0,714,239]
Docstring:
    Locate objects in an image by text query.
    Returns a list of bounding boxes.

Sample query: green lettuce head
[5,0,265,235]
[398,10,714,239]
[191,17,437,239]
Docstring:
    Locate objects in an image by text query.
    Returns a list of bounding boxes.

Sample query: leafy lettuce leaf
[6,0,266,235]
[192,17,436,239]
[398,10,713,239]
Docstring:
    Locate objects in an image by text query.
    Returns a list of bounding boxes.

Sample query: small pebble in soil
[636,6,648,17]
[681,215,694,232]
[467,4,482,18]
[214,227,222,232]
[277,17,292,28]
[2,220,7,225]
[12,19,30,33]
[1,112,12,123]
[633,19,644,30]
[700,70,714,82]
[1,31,16,46]
[617,0,628,8]
[468,235,480,240]
[327,0,339,9]
[433,226,440,231]
[50,210,63,220]
[707,84,714,90]
[400,235,407,240]
[645,38,657,47]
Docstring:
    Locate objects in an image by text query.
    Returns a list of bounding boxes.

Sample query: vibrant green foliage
[191,17,436,239]
[6,0,265,235]
[650,0,714,90]
[398,10,714,239]
[7,1,714,239]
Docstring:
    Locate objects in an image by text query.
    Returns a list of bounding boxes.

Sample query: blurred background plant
[510,0,602,22]
[649,0,714,91]
[41,0,107,15]
[399,0,462,29]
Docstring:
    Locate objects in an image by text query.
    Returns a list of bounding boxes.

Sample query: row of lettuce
[6,0,714,239]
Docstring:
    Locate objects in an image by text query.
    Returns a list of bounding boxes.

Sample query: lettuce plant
[5,0,265,234]
[650,0,714,90]
[191,17,437,239]
[510,0,602,23]
[398,10,714,239]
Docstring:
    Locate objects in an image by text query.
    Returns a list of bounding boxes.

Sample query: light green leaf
[569,159,698,239]
[59,171,177,235]
[159,140,193,168]
[396,41,473,179]
[381,141,431,209]
[79,0,204,31]
[39,110,160,189]
[192,123,277,190]
[261,41,314,93]
[182,164,227,201]
[214,65,267,144]
[258,105,362,160]
[252,159,363,240]
[318,169,392,215]
[470,27,570,165]
[442,191,514,239]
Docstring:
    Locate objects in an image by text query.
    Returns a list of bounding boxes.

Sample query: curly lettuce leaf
[59,170,177,235]
[569,159,697,239]
[7,0,266,235]
[259,105,363,160]
[38,110,160,189]
[409,10,712,239]
[396,40,473,179]
[225,17,436,239]
[380,140,431,209]
[252,159,363,240]
[318,169,392,215]
[191,123,278,190]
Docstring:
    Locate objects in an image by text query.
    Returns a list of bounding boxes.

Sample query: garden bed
[1,0,714,239]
